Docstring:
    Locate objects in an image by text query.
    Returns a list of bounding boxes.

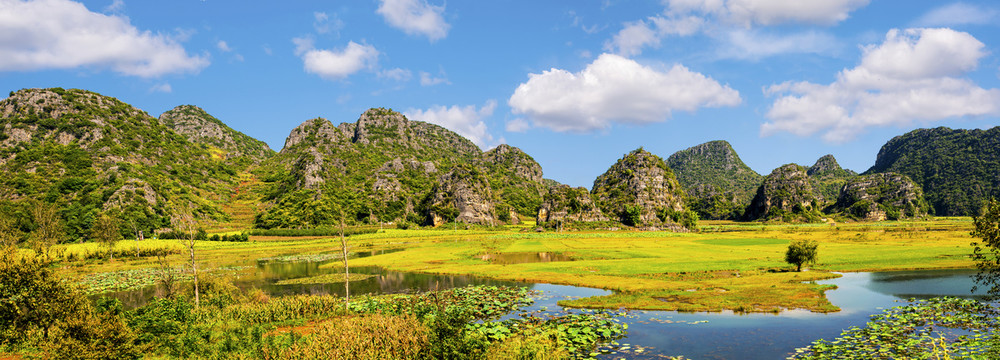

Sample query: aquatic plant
[791,297,1000,359]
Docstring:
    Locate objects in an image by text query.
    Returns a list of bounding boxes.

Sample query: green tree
[621,205,642,227]
[0,249,87,343]
[172,205,200,309]
[29,201,63,258]
[785,239,818,272]
[0,211,23,249]
[971,198,1000,299]
[91,213,121,261]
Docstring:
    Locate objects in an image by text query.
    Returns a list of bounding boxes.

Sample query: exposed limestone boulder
[427,165,496,226]
[830,173,929,221]
[746,164,823,222]
[537,185,607,223]
[591,148,686,227]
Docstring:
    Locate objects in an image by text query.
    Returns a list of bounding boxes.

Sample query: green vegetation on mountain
[253,109,546,229]
[0,88,238,242]
[592,148,694,229]
[159,105,275,164]
[828,173,929,221]
[667,140,762,220]
[745,164,823,222]
[866,126,1000,216]
[807,154,857,203]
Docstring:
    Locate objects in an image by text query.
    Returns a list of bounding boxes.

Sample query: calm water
[540,269,985,359]
[100,253,986,359]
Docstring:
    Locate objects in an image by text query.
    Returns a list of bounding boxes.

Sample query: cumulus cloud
[376,0,449,41]
[508,53,741,132]
[293,39,379,80]
[762,28,1000,143]
[915,2,1000,27]
[0,0,208,77]
[405,100,498,148]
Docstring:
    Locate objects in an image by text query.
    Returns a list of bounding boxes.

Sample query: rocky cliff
[536,185,608,224]
[830,173,928,221]
[667,140,762,220]
[591,148,687,228]
[745,164,823,222]
[158,105,274,162]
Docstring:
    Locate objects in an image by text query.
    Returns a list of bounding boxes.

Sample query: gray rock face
[537,185,607,223]
[428,166,496,225]
[159,105,273,160]
[592,148,686,226]
[831,172,928,221]
[746,164,822,221]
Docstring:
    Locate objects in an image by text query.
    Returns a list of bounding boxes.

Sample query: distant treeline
[157,230,250,242]
[248,226,380,237]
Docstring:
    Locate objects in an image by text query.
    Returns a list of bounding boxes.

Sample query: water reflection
[478,252,573,264]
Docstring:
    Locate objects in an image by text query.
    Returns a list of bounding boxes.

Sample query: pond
[477,251,573,264]
[98,253,986,359]
[554,268,986,359]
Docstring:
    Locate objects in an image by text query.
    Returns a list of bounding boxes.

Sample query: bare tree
[173,204,200,309]
[339,208,350,308]
[92,213,121,261]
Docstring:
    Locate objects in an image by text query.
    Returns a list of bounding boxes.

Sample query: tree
[0,211,23,249]
[0,249,87,343]
[785,239,818,272]
[172,205,200,309]
[92,213,121,261]
[971,198,1000,299]
[29,201,63,258]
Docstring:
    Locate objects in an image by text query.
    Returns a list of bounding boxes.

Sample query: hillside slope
[667,140,762,219]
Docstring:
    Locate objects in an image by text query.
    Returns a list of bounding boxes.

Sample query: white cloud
[149,83,171,93]
[103,0,123,14]
[376,0,449,42]
[607,0,868,56]
[505,118,531,133]
[718,29,840,60]
[0,0,208,77]
[605,16,703,56]
[293,39,378,80]
[313,11,344,35]
[763,28,1000,143]
[667,0,870,26]
[508,53,740,132]
[379,67,412,81]
[419,71,449,86]
[405,100,498,148]
[915,2,1000,27]
[216,40,231,52]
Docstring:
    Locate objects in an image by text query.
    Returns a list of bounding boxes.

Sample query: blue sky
[2,0,999,188]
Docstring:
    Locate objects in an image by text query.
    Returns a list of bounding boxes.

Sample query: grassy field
[53,217,977,314]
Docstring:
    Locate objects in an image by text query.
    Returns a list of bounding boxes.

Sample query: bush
[262,314,429,360]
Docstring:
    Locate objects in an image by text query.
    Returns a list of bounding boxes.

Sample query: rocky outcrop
[830,173,928,221]
[159,105,274,161]
[667,140,762,219]
[807,154,857,202]
[537,185,608,223]
[483,144,543,183]
[591,148,686,226]
[745,164,823,222]
[427,165,496,226]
